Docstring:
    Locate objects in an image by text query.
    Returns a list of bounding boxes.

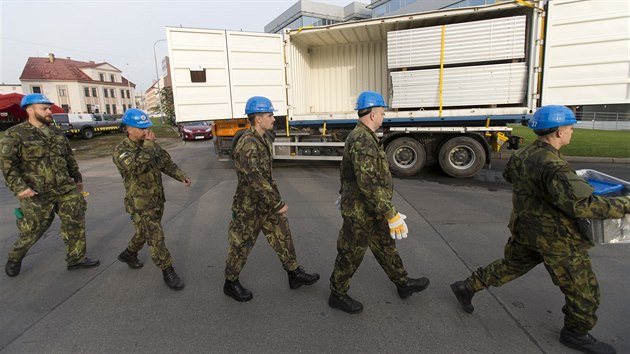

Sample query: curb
[492,152,630,164]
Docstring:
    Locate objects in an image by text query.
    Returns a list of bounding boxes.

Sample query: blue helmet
[20,93,54,109]
[355,91,388,110]
[122,108,153,128]
[528,105,577,130]
[245,96,276,115]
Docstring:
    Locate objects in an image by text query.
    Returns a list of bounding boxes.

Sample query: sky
[1,0,369,94]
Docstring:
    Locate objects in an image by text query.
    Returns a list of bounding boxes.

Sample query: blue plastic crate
[586,179,624,196]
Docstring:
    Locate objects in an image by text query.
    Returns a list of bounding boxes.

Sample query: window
[32,86,42,94]
[122,104,127,111]
[111,89,115,98]
[190,69,206,83]
[84,87,90,97]
[99,73,105,81]
[87,104,93,113]
[126,90,130,99]
[92,87,97,97]
[121,89,125,99]
[110,74,115,82]
[58,87,67,97]
[104,88,109,98]
[112,104,117,114]
[93,114,102,121]
[373,0,417,17]
[62,104,69,112]
[106,104,111,114]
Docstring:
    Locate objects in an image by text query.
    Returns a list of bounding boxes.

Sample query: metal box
[576,169,630,244]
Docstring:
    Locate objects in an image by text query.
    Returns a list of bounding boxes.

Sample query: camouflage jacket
[340,121,396,220]
[112,137,187,213]
[504,140,630,248]
[0,121,81,197]
[231,128,284,214]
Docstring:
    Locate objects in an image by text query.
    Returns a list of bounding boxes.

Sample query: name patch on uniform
[118,152,132,166]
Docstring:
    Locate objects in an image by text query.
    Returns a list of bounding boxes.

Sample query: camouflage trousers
[225,211,299,281]
[330,215,408,296]
[466,236,599,334]
[128,207,173,270]
[9,189,87,265]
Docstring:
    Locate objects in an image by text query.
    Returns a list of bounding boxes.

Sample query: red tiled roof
[20,57,135,87]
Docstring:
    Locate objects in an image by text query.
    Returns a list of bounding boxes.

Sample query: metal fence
[575,112,630,130]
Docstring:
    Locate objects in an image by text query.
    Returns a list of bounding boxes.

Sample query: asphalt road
[1,140,628,353]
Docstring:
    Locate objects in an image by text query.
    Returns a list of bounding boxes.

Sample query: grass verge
[69,119,181,160]
[509,124,630,158]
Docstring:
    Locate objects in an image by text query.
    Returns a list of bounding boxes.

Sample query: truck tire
[438,136,486,178]
[82,128,94,139]
[385,137,426,177]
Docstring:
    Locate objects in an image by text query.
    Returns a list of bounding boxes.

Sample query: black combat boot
[162,266,185,290]
[396,277,430,299]
[223,279,253,302]
[559,328,616,354]
[5,259,22,277]
[117,249,144,269]
[288,266,320,289]
[328,293,363,314]
[450,280,475,313]
[67,257,100,270]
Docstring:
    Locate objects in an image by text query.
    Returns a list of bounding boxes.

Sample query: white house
[20,53,135,114]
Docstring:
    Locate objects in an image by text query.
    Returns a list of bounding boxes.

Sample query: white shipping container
[284,1,540,122]
[387,16,526,69]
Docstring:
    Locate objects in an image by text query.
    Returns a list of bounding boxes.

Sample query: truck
[165,0,629,178]
[52,113,126,139]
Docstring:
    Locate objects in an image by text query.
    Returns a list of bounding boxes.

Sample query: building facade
[145,56,172,114]
[0,84,23,95]
[369,0,497,17]
[265,0,370,34]
[19,54,136,114]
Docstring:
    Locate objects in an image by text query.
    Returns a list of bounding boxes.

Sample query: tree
[159,87,176,126]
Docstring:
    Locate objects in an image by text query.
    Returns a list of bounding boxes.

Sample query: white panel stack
[388,15,527,109]
[391,63,527,108]
[388,16,526,68]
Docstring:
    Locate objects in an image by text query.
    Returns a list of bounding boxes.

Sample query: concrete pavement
[1,141,628,353]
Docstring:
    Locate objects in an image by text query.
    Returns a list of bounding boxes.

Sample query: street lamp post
[153,39,167,124]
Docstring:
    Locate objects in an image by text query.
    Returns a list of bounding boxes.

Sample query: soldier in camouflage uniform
[450,105,630,354]
[112,108,191,291]
[328,91,430,314]
[1,94,100,277]
[223,96,319,302]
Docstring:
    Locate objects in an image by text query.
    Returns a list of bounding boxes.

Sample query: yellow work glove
[387,213,408,240]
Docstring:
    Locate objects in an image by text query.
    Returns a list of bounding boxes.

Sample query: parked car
[177,121,212,141]
[52,113,125,139]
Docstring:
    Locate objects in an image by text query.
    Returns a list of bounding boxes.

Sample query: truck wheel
[119,125,127,133]
[385,137,426,176]
[438,136,486,178]
[82,128,94,139]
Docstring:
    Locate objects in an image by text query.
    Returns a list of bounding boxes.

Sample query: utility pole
[153,39,167,124]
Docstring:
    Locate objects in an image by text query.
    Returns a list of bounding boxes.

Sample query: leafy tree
[159,87,176,126]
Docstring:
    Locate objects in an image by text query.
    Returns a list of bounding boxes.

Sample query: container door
[226,31,287,118]
[167,27,284,122]
[541,0,630,106]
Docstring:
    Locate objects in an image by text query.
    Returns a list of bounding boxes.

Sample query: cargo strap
[513,0,544,11]
[439,25,446,117]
